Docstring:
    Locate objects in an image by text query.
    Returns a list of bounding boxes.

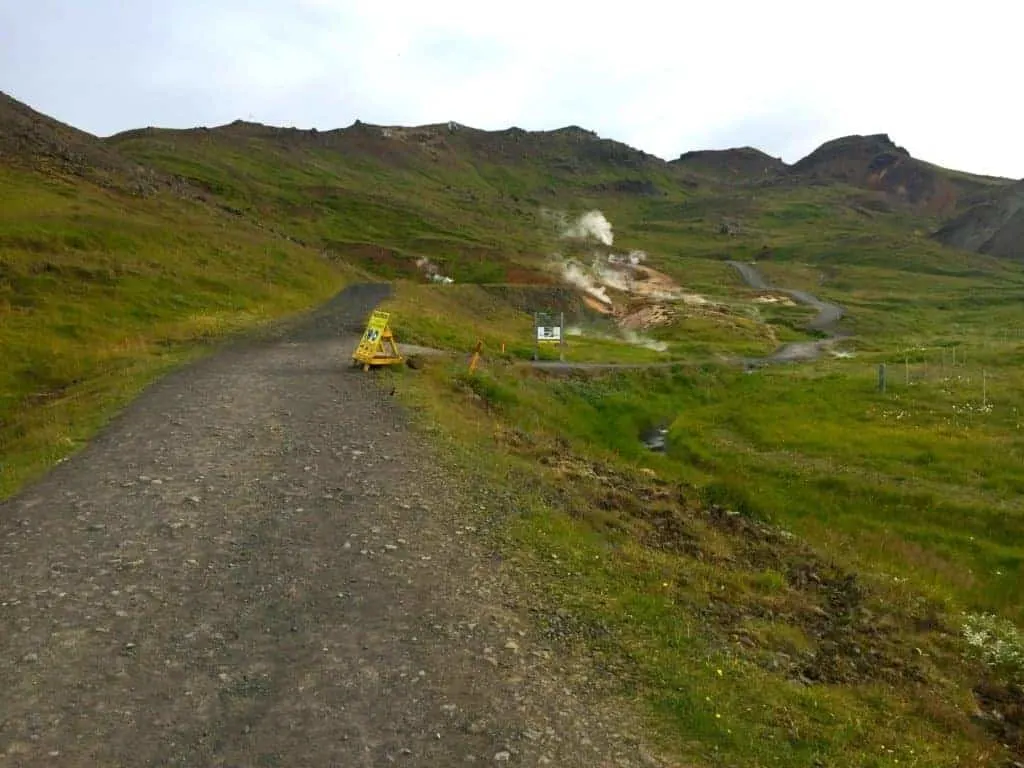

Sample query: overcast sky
[2,0,1020,178]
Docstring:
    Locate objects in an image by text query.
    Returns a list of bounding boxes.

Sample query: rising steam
[559,258,613,305]
[551,210,638,302]
[553,249,657,304]
[565,324,668,353]
[544,208,688,354]
[415,256,454,284]
[609,250,646,266]
[561,210,614,246]
[622,330,668,353]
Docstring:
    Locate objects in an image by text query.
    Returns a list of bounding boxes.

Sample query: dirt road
[727,261,845,364]
[0,285,663,767]
[726,261,843,332]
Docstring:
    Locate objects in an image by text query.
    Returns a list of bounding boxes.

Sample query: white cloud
[1,0,1021,177]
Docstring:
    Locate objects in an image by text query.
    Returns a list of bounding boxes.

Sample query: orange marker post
[469,340,484,373]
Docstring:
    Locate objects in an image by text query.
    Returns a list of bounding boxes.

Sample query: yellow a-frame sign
[352,310,404,370]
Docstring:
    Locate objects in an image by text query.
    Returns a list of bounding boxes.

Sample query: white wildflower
[962,613,1024,681]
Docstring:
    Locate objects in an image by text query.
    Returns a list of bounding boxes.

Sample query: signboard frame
[352,310,404,370]
[534,311,565,361]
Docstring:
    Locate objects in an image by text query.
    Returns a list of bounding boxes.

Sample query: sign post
[535,311,564,361]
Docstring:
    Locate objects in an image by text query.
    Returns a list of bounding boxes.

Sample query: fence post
[559,312,565,363]
[533,312,539,361]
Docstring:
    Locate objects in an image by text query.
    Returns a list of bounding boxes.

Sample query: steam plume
[622,330,668,353]
[562,210,614,246]
[608,250,646,266]
[415,256,454,284]
[564,324,668,353]
[560,260,613,305]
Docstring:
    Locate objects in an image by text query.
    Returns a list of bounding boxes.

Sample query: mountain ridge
[3,90,1022,262]
[5,88,1012,198]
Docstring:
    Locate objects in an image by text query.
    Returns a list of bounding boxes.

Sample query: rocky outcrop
[788,134,1010,216]
[934,180,1024,259]
[0,91,200,198]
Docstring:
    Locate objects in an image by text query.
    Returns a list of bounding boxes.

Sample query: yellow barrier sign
[352,310,404,370]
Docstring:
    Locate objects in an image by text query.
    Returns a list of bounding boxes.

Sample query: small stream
[639,425,670,453]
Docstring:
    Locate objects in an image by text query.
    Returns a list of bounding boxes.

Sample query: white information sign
[537,326,562,343]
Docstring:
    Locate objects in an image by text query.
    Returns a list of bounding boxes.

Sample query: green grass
[505,509,982,767]
[392,353,1006,765]
[664,361,1024,617]
[394,345,1020,765]
[0,165,347,498]
[8,105,1024,765]
[387,235,1024,765]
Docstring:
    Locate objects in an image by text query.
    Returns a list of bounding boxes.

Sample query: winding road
[728,260,846,365]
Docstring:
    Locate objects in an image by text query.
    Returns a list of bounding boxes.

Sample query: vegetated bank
[387,271,1024,766]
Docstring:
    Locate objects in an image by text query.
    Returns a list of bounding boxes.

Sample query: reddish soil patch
[503,267,558,285]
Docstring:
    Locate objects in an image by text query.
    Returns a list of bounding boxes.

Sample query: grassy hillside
[106,121,689,281]
[0,162,348,497]
[389,273,1024,766]
[354,135,1024,765]
[6,93,1024,765]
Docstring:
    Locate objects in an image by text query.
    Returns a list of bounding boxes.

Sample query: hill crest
[788,133,1007,215]
[671,147,785,180]
[0,91,144,182]
[4,91,1022,259]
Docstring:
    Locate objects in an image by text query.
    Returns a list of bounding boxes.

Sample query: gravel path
[0,285,666,767]
[727,260,846,364]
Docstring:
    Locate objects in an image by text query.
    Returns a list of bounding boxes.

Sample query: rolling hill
[7,90,1024,766]
[787,133,1011,216]
[4,86,1024,498]
[671,146,786,180]
[103,112,1020,269]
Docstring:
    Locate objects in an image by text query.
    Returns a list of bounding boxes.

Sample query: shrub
[453,371,519,410]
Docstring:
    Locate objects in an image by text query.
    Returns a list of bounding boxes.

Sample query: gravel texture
[0,285,670,767]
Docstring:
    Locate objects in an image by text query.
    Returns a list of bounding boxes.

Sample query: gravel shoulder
[0,285,667,767]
